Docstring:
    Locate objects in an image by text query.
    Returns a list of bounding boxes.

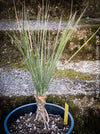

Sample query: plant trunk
[34,94,50,129]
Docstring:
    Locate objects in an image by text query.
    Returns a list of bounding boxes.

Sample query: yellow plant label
[64,103,69,125]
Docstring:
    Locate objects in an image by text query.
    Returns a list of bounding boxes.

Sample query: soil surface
[9,113,69,134]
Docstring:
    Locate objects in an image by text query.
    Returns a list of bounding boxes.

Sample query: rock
[51,131,55,134]
[51,127,56,132]
[36,128,41,133]
[19,126,22,129]
[52,121,54,124]
[16,119,20,123]
[26,118,30,122]
[20,116,22,119]
[29,128,32,131]
[54,126,58,129]
[33,126,36,130]
[57,123,64,129]
[27,123,32,127]
[51,124,55,128]
[58,117,60,120]
[43,129,50,134]
[29,112,32,116]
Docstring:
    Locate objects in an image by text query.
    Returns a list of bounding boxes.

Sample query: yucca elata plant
[9,1,99,129]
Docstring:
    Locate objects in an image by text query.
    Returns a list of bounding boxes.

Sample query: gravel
[9,113,70,134]
[0,66,99,97]
[57,60,100,74]
[0,67,34,96]
[0,19,100,31]
[0,20,67,31]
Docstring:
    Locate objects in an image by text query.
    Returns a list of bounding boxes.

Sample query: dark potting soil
[9,112,70,134]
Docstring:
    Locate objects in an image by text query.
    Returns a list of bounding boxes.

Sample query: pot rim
[4,103,74,134]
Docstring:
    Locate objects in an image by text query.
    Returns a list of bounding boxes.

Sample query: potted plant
[4,1,99,134]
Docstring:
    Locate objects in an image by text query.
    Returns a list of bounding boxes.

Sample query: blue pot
[4,103,74,134]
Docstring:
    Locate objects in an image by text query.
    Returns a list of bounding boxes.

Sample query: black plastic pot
[4,103,74,134]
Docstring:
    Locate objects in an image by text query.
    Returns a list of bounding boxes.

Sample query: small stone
[25,113,27,117]
[29,112,32,116]
[51,127,56,132]
[19,130,23,133]
[29,128,32,131]
[51,131,55,134]
[19,126,22,129]
[33,126,36,130]
[27,123,32,127]
[16,119,20,123]
[58,123,64,129]
[54,126,58,129]
[58,118,60,120]
[20,116,23,119]
[37,129,40,133]
[26,118,30,122]
[52,121,54,124]
[51,124,55,128]
[23,121,25,124]
[43,129,50,134]
[65,127,69,130]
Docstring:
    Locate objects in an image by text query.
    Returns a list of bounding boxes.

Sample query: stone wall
[0,25,99,63]
[0,0,100,19]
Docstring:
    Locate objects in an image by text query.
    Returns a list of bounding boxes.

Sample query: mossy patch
[0,61,26,70]
[54,68,96,81]
[10,61,27,69]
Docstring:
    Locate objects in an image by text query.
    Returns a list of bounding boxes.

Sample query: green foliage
[9,2,99,96]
